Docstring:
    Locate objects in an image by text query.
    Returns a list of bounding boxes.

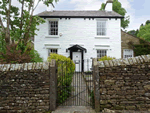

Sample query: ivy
[132,39,150,56]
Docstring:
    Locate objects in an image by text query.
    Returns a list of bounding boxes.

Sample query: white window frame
[97,49,107,58]
[123,49,134,58]
[48,21,58,36]
[97,21,107,36]
[48,48,58,56]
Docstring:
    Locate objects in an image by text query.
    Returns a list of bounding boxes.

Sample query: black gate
[56,59,94,107]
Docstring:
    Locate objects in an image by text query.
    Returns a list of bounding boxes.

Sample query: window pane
[97,21,106,36]
[48,49,58,56]
[97,50,107,58]
[124,49,133,58]
[49,21,58,35]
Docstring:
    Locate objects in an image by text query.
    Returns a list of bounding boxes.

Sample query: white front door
[73,52,82,72]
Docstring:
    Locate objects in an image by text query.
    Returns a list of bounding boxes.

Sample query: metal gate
[56,59,94,107]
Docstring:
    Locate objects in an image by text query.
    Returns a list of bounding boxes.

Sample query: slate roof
[36,10,124,18]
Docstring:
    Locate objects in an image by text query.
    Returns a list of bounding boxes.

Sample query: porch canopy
[67,44,87,53]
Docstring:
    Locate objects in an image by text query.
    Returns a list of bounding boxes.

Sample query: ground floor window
[123,49,133,58]
[97,49,107,58]
[48,49,58,56]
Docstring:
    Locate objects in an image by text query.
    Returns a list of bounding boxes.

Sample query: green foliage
[0,0,58,45]
[98,56,116,61]
[30,49,43,62]
[135,29,139,37]
[127,30,136,36]
[90,90,95,108]
[100,0,130,29]
[146,20,150,25]
[0,40,43,63]
[137,24,150,42]
[0,44,32,64]
[131,38,150,56]
[0,33,6,53]
[133,44,150,56]
[47,53,75,104]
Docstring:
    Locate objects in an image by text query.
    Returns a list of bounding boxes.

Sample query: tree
[137,24,150,42]
[0,0,58,46]
[146,20,150,25]
[135,29,139,37]
[100,0,130,29]
[127,30,136,36]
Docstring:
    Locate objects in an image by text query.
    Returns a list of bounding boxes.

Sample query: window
[97,21,106,36]
[49,21,58,35]
[97,50,107,58]
[123,49,133,58]
[48,49,58,56]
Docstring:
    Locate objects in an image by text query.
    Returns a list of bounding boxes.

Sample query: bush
[47,53,75,104]
[0,44,32,64]
[0,43,43,64]
[98,56,116,61]
[30,49,43,62]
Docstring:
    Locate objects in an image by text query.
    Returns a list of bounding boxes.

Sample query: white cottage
[35,0,123,72]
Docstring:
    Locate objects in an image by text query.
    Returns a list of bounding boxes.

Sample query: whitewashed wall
[34,18,121,71]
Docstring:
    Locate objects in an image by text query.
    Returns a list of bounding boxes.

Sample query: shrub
[98,56,116,61]
[0,44,33,64]
[30,49,43,62]
[0,43,43,64]
[47,53,75,104]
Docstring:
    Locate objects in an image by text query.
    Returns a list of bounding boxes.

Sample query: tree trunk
[5,0,12,45]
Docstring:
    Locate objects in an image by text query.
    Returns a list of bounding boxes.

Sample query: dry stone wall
[0,62,52,113]
[98,55,150,111]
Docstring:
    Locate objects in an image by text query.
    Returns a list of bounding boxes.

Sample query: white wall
[34,17,121,71]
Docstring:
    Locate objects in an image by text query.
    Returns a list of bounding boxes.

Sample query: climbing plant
[129,39,150,56]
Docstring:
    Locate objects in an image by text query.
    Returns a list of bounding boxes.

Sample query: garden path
[52,73,95,113]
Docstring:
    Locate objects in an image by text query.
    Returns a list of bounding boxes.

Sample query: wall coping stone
[0,62,51,72]
[98,55,150,67]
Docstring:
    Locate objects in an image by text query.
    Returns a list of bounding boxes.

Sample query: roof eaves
[39,15,124,18]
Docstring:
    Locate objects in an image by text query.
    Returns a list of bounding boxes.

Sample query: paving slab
[52,106,96,113]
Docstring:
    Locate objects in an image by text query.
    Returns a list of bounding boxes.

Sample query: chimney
[105,0,113,11]
[47,3,55,12]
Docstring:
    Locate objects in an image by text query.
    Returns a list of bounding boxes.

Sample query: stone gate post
[49,59,57,111]
[92,58,100,112]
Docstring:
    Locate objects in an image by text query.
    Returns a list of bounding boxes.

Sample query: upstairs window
[49,21,58,35]
[97,50,107,58]
[123,49,133,58]
[48,49,58,56]
[97,21,106,36]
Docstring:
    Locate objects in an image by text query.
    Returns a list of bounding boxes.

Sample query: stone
[145,93,150,97]
[102,108,115,113]
[125,106,136,110]
[100,100,108,104]
[111,105,125,110]
[104,80,115,85]
[144,85,150,91]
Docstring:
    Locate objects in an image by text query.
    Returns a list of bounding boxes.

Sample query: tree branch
[20,0,25,36]
[33,0,40,11]
[5,0,11,44]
